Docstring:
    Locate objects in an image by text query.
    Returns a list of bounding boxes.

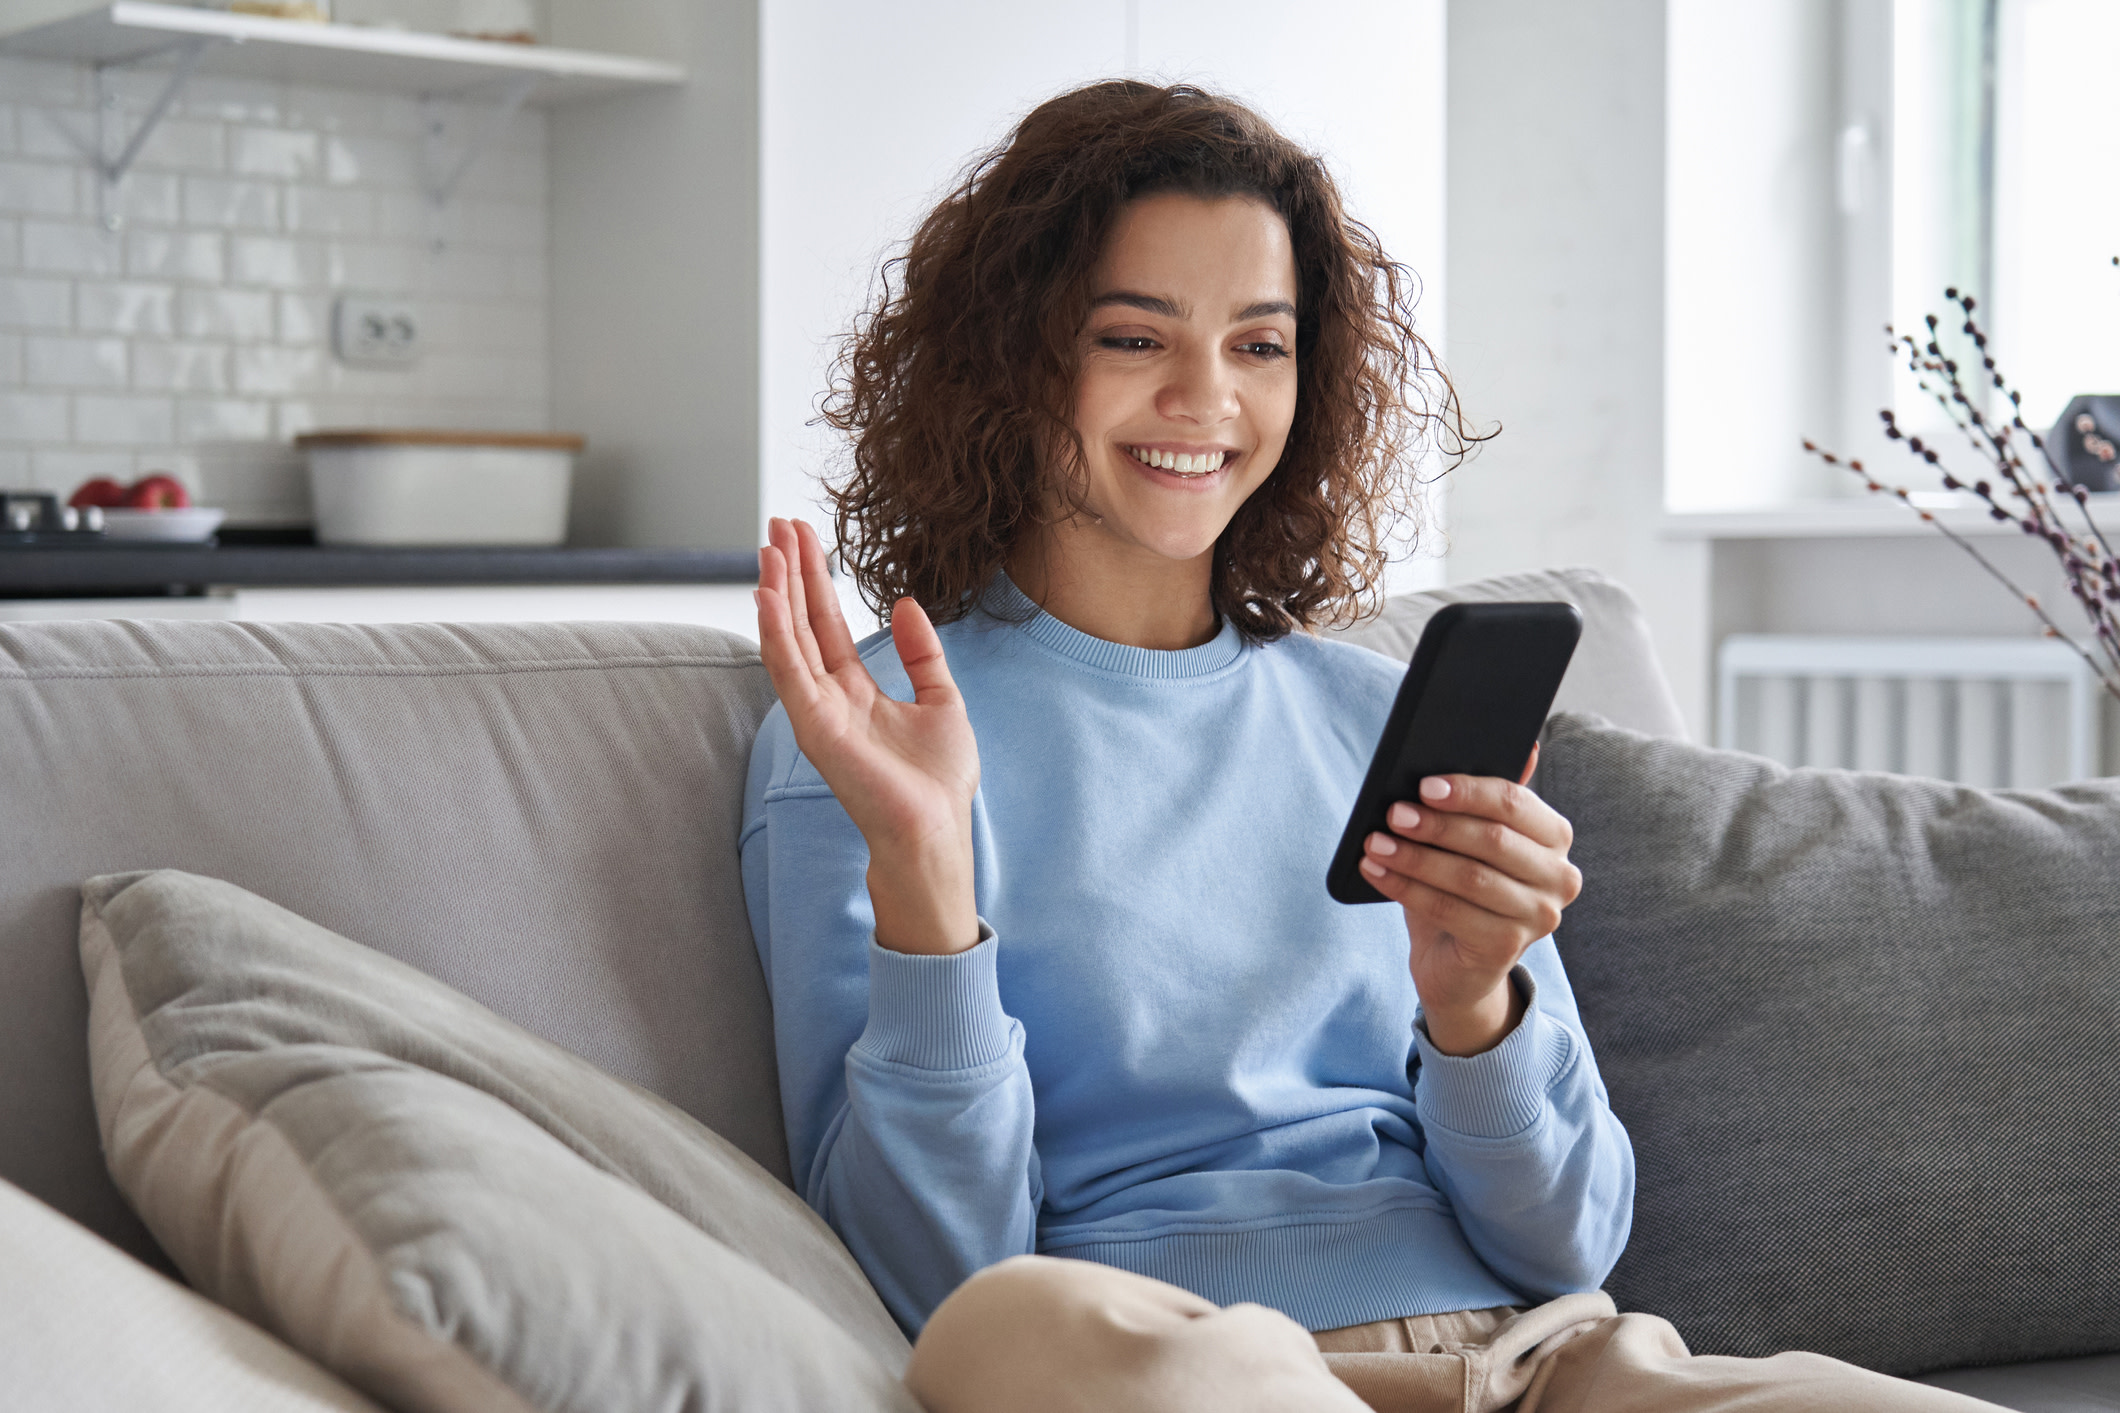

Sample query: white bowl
[98,507,227,542]
[298,432,581,546]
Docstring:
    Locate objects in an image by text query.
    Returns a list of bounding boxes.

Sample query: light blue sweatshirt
[738,577,1634,1336]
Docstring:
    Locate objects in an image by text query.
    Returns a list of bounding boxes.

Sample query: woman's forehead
[1091,193,1297,315]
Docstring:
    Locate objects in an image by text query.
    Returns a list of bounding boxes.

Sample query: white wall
[1664,0,1844,513]
[1445,0,1712,736]
[759,0,1447,626]
[546,0,758,550]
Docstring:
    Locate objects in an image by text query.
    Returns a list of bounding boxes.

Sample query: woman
[743,81,1995,1413]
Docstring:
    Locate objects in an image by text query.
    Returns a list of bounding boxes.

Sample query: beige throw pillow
[0,1175,385,1413]
[81,869,917,1413]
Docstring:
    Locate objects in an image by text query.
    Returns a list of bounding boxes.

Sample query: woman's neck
[1007,527,1221,651]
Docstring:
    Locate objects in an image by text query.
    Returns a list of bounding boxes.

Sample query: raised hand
[1356,744,1583,1056]
[755,517,983,955]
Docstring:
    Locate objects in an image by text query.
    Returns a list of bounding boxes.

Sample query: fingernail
[752,589,764,610]
[1359,858,1386,879]
[1420,777,1450,801]
[1367,832,1397,857]
[1389,803,1419,830]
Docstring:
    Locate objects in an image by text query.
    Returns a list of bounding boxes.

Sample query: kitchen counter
[0,541,757,598]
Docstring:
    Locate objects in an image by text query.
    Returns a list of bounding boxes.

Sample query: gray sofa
[1,566,2113,1411]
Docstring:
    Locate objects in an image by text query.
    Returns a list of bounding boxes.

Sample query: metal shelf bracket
[419,73,541,250]
[65,35,221,231]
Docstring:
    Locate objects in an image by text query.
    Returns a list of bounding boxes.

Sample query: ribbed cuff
[855,921,1014,1071]
[1413,966,1575,1138]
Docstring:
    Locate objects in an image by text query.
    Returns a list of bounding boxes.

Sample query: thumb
[890,598,960,707]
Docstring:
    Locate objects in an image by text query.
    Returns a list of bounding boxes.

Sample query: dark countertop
[0,537,757,597]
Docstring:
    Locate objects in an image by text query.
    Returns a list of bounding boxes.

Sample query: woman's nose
[1154,347,1240,425]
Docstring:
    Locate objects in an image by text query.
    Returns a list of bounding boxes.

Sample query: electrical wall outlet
[333,295,422,366]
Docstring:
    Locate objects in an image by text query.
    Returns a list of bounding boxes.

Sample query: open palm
[755,518,982,954]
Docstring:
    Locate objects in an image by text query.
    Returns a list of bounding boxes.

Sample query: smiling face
[1046,191,1300,580]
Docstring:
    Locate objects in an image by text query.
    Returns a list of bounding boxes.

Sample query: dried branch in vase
[1803,288,2120,704]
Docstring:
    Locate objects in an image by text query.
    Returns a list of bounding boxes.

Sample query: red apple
[68,477,129,509]
[122,474,191,509]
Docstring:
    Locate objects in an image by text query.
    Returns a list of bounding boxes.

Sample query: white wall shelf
[0,2,686,102]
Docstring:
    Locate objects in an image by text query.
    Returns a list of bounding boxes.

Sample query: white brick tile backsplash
[284,185,374,237]
[0,276,70,330]
[327,240,418,295]
[0,160,75,217]
[277,293,330,345]
[0,391,68,441]
[101,170,185,228]
[27,335,126,388]
[75,393,175,445]
[175,75,283,128]
[178,288,274,341]
[0,59,82,107]
[33,447,132,491]
[24,220,120,276]
[136,118,229,174]
[282,86,420,138]
[234,345,321,394]
[77,282,177,337]
[16,108,89,163]
[5,65,550,521]
[126,230,225,282]
[461,197,544,253]
[181,176,279,231]
[178,397,273,442]
[134,341,231,392]
[231,128,320,181]
[230,234,326,290]
[324,134,419,189]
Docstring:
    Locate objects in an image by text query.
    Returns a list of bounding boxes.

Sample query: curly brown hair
[821,79,1476,642]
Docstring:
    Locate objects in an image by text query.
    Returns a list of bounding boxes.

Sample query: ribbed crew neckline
[982,573,1247,680]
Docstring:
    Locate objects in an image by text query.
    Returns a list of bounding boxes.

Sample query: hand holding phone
[1328,602,1586,1055]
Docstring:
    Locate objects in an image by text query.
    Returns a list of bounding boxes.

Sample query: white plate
[97,508,227,542]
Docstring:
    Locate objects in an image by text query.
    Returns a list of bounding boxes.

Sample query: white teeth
[1129,447,1225,476]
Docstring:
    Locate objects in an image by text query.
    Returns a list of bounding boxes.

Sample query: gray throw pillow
[81,869,917,1413]
[1534,712,2120,1376]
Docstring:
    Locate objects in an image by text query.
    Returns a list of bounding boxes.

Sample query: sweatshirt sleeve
[738,710,1040,1336]
[1409,935,1635,1301]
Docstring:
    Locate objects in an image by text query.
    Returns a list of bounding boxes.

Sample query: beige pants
[904,1256,2007,1413]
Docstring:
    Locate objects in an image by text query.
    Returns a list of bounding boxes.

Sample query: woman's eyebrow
[1089,292,1298,321]
[1091,290,1184,317]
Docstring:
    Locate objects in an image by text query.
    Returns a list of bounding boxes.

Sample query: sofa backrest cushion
[1535,711,2120,1376]
[0,619,781,1269]
[1326,565,1688,739]
[81,868,915,1412]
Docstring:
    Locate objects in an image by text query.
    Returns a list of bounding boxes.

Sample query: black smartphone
[1327,601,1583,905]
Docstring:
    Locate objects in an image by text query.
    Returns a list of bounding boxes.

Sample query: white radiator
[1715,635,2101,787]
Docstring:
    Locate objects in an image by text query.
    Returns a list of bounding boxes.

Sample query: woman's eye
[1238,341,1290,359]
[1097,335,1159,351]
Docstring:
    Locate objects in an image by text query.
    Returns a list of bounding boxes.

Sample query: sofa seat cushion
[82,868,917,1413]
[1534,713,2120,1380]
[0,1175,385,1413]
